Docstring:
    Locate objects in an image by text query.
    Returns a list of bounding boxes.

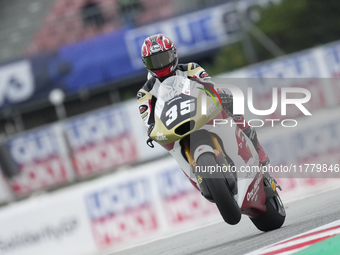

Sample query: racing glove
[146,123,155,148]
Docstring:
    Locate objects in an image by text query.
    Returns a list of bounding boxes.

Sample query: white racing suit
[137,63,270,188]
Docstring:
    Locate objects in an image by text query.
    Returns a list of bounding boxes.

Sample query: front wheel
[197,153,241,225]
[250,181,286,231]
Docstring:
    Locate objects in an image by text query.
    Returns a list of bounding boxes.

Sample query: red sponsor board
[66,105,138,177]
[91,206,158,248]
[85,178,159,248]
[11,156,68,195]
[7,126,71,196]
[163,191,217,224]
[157,166,218,226]
[72,135,138,177]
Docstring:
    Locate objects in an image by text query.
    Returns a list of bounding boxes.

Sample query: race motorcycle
[147,76,286,231]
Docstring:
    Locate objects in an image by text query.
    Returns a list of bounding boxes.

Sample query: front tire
[197,153,241,225]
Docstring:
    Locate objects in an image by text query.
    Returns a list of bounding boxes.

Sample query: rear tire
[250,191,286,231]
[197,153,241,225]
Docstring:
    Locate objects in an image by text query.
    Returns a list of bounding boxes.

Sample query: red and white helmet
[141,34,178,79]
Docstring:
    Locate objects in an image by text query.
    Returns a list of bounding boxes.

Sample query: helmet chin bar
[155,57,178,79]
[151,64,175,78]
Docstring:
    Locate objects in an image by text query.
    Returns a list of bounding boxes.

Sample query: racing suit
[137,62,269,166]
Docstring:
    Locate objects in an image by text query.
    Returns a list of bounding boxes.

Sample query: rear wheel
[250,179,286,231]
[197,153,241,225]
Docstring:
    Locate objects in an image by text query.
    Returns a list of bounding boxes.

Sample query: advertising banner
[64,103,138,177]
[219,48,335,122]
[0,1,279,110]
[0,60,35,109]
[156,165,218,227]
[0,191,96,255]
[261,108,340,169]
[0,125,339,255]
[259,107,340,194]
[125,2,239,70]
[83,157,220,252]
[6,125,73,196]
[0,99,165,196]
[85,177,159,249]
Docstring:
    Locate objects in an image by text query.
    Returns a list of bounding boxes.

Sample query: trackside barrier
[0,157,219,255]
[0,100,166,197]
[1,105,340,254]
[218,41,340,121]
[6,123,75,196]
[0,42,340,252]
[2,40,340,198]
[0,158,338,255]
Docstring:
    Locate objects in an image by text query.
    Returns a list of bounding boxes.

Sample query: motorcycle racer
[137,34,269,166]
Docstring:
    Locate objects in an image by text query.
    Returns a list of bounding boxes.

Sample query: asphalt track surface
[111,187,340,255]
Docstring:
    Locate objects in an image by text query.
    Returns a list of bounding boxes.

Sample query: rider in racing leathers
[137,34,271,175]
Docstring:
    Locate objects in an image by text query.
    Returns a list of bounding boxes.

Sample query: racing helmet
[141,34,178,78]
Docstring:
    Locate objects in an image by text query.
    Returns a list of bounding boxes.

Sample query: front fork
[181,132,237,201]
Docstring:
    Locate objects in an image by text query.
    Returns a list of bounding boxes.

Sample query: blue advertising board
[0,0,278,110]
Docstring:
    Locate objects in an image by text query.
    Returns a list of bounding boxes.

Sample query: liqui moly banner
[85,177,158,249]
[83,157,220,252]
[156,166,218,227]
[261,109,340,171]
[218,48,332,122]
[247,51,326,120]
[6,125,74,196]
[64,104,138,177]
[0,100,164,196]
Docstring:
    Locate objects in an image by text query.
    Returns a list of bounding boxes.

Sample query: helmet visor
[143,50,176,70]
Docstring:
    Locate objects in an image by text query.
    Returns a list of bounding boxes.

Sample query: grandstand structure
[0,0,224,64]
[0,0,269,200]
[0,0,226,135]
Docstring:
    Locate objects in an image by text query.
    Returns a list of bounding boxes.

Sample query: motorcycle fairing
[150,76,267,216]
